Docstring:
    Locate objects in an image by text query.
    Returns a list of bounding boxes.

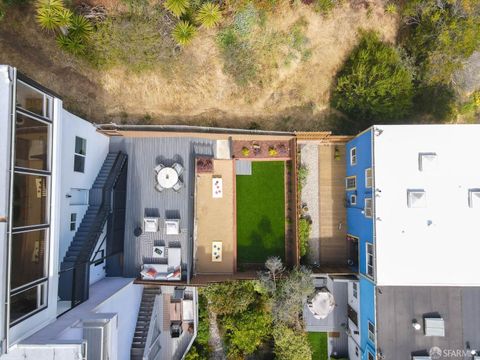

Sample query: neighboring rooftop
[373,125,480,286]
[376,286,480,360]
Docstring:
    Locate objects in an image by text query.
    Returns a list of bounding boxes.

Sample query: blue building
[346,125,480,360]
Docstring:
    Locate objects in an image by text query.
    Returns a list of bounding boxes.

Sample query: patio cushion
[165,220,180,235]
[168,247,182,268]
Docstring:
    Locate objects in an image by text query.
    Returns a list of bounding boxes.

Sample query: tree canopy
[331,31,414,129]
[202,280,257,315]
[273,324,312,360]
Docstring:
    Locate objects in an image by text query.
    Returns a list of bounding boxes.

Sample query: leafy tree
[273,325,312,360]
[401,0,480,84]
[331,31,414,129]
[272,266,314,328]
[172,20,196,46]
[164,0,189,17]
[196,2,222,28]
[203,281,256,316]
[223,308,272,359]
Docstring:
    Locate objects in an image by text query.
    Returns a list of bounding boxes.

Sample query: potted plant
[269,146,278,156]
[242,147,250,156]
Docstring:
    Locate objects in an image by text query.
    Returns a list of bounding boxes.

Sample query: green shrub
[35,0,71,31]
[164,0,190,17]
[332,31,414,129]
[413,83,457,121]
[297,164,308,192]
[223,308,272,358]
[203,281,257,316]
[172,20,197,46]
[196,2,222,28]
[273,325,312,360]
[401,0,480,84]
[298,218,310,257]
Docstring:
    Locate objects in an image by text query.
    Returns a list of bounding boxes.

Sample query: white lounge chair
[172,162,184,176]
[144,217,158,233]
[165,219,180,235]
[173,180,183,192]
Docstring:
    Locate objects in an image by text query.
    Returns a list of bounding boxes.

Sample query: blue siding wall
[360,277,376,359]
[346,129,373,276]
[346,128,376,359]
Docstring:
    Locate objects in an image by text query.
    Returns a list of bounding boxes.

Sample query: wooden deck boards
[318,144,348,266]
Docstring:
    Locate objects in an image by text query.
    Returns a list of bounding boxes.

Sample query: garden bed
[233,140,291,159]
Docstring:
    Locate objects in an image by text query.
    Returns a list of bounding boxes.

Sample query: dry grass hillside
[0,0,398,130]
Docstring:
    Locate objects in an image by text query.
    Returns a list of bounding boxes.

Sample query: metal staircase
[131,286,162,360]
[58,151,127,303]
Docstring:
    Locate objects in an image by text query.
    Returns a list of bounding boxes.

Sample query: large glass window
[10,230,47,290]
[74,136,86,173]
[12,173,48,228]
[16,81,52,119]
[366,243,374,278]
[10,283,47,324]
[14,113,49,171]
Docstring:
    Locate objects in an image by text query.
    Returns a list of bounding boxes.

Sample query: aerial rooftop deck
[109,136,215,280]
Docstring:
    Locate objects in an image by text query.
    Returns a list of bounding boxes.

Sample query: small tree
[223,308,272,359]
[172,20,197,46]
[164,0,190,17]
[202,281,256,316]
[196,2,222,28]
[265,256,284,284]
[36,0,71,32]
[332,31,414,129]
[273,325,312,360]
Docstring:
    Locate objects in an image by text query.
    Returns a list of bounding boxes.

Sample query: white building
[0,65,198,360]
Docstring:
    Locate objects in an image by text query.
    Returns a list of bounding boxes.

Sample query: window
[10,282,47,324]
[346,176,357,190]
[350,194,357,205]
[365,168,372,188]
[367,351,374,360]
[70,213,77,231]
[407,189,426,208]
[366,243,374,278]
[16,81,52,119]
[368,321,375,343]
[74,136,86,173]
[348,305,358,326]
[15,114,50,171]
[364,198,373,218]
[352,282,358,299]
[350,147,357,165]
[12,173,48,228]
[10,229,47,290]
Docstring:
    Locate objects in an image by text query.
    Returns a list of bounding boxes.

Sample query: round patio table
[157,167,179,189]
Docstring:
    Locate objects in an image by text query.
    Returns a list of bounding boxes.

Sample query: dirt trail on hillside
[0,1,398,129]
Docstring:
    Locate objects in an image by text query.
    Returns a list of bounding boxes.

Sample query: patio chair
[165,219,180,235]
[172,162,184,176]
[173,179,183,192]
[144,217,159,233]
[155,183,164,192]
[154,164,165,173]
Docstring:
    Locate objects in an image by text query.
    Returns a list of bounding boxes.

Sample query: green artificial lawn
[308,332,329,360]
[236,161,285,264]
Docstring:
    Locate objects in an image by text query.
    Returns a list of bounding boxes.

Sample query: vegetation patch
[331,31,414,133]
[307,332,329,360]
[298,218,311,258]
[236,161,285,265]
[217,3,311,86]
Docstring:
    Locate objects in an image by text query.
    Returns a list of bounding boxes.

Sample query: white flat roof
[373,125,480,286]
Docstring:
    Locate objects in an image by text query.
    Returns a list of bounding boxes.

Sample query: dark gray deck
[110,136,215,280]
[377,286,480,360]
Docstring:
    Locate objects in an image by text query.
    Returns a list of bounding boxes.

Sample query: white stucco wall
[58,111,109,264]
[374,124,480,286]
[93,282,143,360]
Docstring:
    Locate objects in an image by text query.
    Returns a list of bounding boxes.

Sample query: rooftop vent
[468,189,480,208]
[418,152,437,171]
[408,190,426,208]
[424,317,445,337]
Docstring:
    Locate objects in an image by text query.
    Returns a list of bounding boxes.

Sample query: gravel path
[208,309,226,360]
[299,143,320,265]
